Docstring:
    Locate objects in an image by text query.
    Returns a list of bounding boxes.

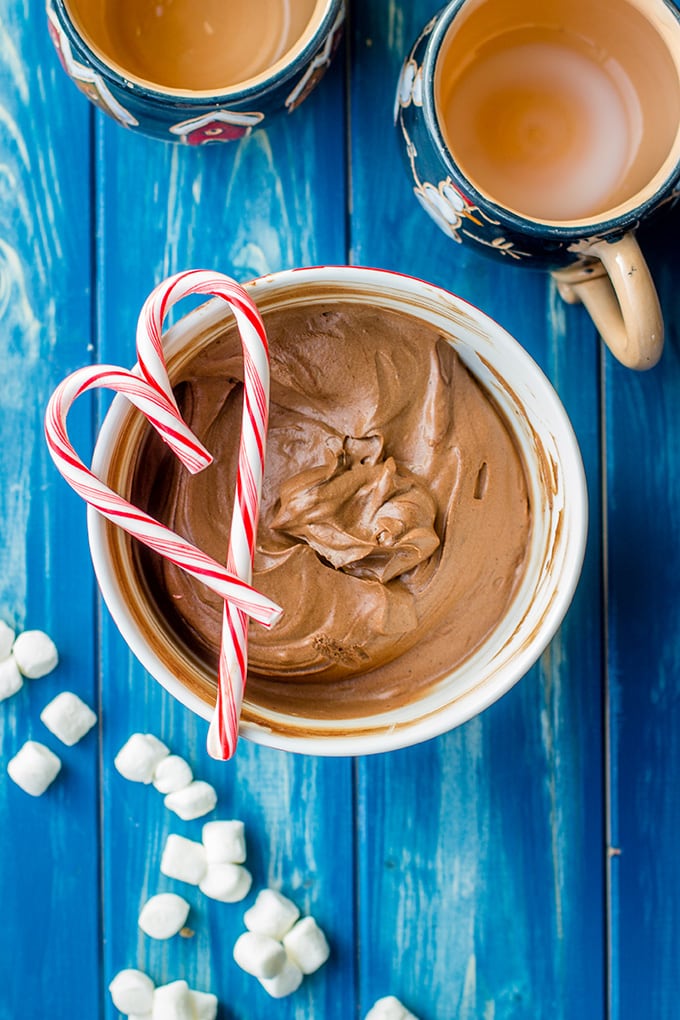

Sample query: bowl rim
[88,265,588,756]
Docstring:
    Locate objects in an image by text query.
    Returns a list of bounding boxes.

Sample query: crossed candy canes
[45,270,282,760]
[45,273,418,1017]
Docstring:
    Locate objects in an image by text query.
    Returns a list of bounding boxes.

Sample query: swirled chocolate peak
[132,301,530,713]
[271,434,440,583]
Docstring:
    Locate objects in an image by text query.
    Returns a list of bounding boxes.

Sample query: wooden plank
[95,54,358,1017]
[0,5,99,1019]
[349,2,606,1016]
[606,213,680,1019]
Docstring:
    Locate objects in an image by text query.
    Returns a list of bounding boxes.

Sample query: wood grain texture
[606,209,680,1020]
[0,4,99,1019]
[2,0,679,1017]
[95,52,356,1020]
[349,3,606,1017]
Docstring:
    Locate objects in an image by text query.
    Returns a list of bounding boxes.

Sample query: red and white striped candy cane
[46,271,279,760]
[45,364,279,624]
[135,271,272,760]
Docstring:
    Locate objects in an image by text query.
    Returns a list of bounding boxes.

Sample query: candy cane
[136,271,271,760]
[46,271,278,760]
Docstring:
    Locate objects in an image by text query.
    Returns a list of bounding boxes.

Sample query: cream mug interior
[434,0,680,225]
[88,267,587,756]
[63,0,332,94]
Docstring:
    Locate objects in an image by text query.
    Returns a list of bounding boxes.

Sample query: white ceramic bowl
[89,266,587,755]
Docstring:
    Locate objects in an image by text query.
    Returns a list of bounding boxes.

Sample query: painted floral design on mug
[395,20,530,260]
[413,179,476,241]
[396,0,680,368]
[46,1,138,128]
[169,111,265,145]
[395,58,423,112]
[46,0,346,143]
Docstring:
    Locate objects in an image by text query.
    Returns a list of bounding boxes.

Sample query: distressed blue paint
[350,3,605,1018]
[0,3,99,1019]
[2,0,680,1018]
[95,43,354,1020]
[606,209,680,1020]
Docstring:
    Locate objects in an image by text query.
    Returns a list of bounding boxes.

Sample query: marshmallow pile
[114,815,256,1013]
[114,734,217,821]
[148,812,330,998]
[109,969,217,1020]
[110,733,335,1009]
[3,625,98,796]
[232,888,330,998]
[364,995,421,1019]
[160,821,252,903]
[109,738,231,1012]
[0,624,59,702]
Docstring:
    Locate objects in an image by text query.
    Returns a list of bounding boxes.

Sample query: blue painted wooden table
[1,2,679,1018]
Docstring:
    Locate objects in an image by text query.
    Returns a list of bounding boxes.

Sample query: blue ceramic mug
[47,0,344,144]
[396,0,680,369]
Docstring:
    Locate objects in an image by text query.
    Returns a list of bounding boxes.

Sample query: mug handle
[551,233,663,370]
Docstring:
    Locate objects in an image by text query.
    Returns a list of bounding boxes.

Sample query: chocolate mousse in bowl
[89,267,587,754]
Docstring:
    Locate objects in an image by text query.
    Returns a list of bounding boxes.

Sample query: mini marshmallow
[153,754,193,794]
[0,620,15,660]
[283,916,330,974]
[138,892,191,940]
[151,980,194,1020]
[0,655,23,702]
[259,960,304,999]
[364,996,420,1020]
[7,740,61,796]
[244,888,300,940]
[202,819,246,864]
[144,733,170,758]
[164,780,217,821]
[11,629,58,678]
[39,691,97,746]
[160,833,207,886]
[200,862,252,903]
[108,968,155,1014]
[114,733,170,783]
[190,989,219,1020]
[233,931,287,979]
